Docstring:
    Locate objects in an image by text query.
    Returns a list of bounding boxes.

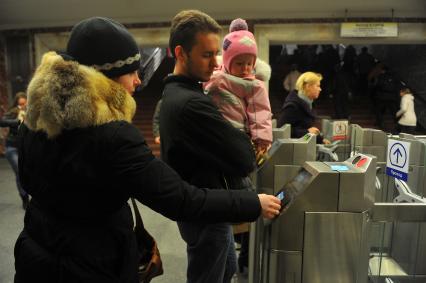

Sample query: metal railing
[139,47,166,89]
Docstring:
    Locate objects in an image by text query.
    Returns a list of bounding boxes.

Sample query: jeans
[5,146,27,199]
[178,222,236,283]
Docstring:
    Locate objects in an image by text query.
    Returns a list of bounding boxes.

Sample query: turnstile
[251,124,426,282]
[251,151,377,283]
[249,133,316,283]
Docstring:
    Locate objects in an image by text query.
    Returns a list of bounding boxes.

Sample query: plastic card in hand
[330,165,349,171]
[277,191,284,201]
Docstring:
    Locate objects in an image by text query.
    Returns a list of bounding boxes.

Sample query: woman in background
[396,87,417,134]
[0,92,29,209]
[278,71,329,144]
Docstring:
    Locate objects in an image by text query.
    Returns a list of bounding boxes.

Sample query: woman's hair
[295,72,323,92]
[12,92,27,108]
[169,10,221,58]
[400,87,411,95]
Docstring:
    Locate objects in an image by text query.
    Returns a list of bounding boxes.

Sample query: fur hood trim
[25,52,136,138]
[254,58,271,82]
[215,56,271,82]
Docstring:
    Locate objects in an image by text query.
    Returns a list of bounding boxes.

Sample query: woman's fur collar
[25,52,136,138]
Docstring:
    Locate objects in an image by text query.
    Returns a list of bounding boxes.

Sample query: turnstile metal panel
[351,125,387,148]
[294,140,316,165]
[397,134,426,166]
[303,212,369,283]
[335,143,352,161]
[273,165,302,193]
[325,154,377,212]
[352,125,373,146]
[369,203,426,282]
[268,251,302,283]
[257,142,294,191]
[407,165,426,196]
[270,163,339,251]
[391,222,426,275]
[376,162,392,202]
[257,135,316,192]
[339,170,375,212]
[354,145,386,162]
[273,124,291,141]
[372,130,387,148]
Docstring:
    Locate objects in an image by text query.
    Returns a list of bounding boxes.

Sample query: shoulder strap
[130,198,145,229]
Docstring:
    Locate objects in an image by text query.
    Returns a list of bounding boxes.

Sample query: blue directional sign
[386,139,410,181]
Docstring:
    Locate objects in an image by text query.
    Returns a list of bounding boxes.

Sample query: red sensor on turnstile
[356,157,368,168]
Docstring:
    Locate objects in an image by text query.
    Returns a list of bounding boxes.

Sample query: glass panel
[369,221,425,283]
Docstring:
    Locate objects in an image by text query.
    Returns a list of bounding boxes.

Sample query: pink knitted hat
[222,18,257,72]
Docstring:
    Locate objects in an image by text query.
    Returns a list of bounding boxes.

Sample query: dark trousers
[178,222,236,283]
[375,99,398,129]
[397,124,416,135]
[238,232,249,271]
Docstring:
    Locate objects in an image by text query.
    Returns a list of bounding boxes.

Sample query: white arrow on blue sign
[386,139,410,181]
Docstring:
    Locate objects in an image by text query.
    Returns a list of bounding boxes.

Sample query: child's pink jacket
[204,61,272,144]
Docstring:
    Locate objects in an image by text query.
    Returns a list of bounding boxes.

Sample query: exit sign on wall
[341,22,398,37]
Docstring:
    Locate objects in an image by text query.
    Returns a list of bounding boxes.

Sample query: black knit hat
[66,17,141,78]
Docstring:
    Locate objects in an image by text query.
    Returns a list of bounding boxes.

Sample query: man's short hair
[169,10,221,58]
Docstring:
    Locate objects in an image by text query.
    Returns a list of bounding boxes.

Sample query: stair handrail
[139,48,166,88]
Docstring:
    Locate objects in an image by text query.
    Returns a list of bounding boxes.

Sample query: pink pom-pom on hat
[223,18,257,73]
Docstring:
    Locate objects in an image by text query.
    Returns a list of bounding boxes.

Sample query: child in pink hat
[204,18,273,273]
[205,18,272,159]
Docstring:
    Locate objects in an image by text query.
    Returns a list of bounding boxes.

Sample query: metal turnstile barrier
[251,152,377,283]
[250,124,426,282]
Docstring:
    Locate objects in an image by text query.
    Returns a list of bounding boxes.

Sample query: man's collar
[164,74,203,90]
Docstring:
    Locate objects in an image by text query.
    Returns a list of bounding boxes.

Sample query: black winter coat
[277,91,323,143]
[160,75,256,191]
[15,52,261,283]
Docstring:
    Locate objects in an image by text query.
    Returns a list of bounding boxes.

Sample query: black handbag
[130,198,164,283]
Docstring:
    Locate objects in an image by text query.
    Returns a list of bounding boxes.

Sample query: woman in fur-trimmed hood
[14,17,280,283]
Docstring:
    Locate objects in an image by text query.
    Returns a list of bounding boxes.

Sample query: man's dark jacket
[160,75,257,190]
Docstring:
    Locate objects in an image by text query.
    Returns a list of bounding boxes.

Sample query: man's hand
[154,136,161,144]
[257,194,281,219]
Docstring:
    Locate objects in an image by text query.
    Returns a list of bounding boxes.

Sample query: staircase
[132,56,174,157]
[314,94,398,133]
